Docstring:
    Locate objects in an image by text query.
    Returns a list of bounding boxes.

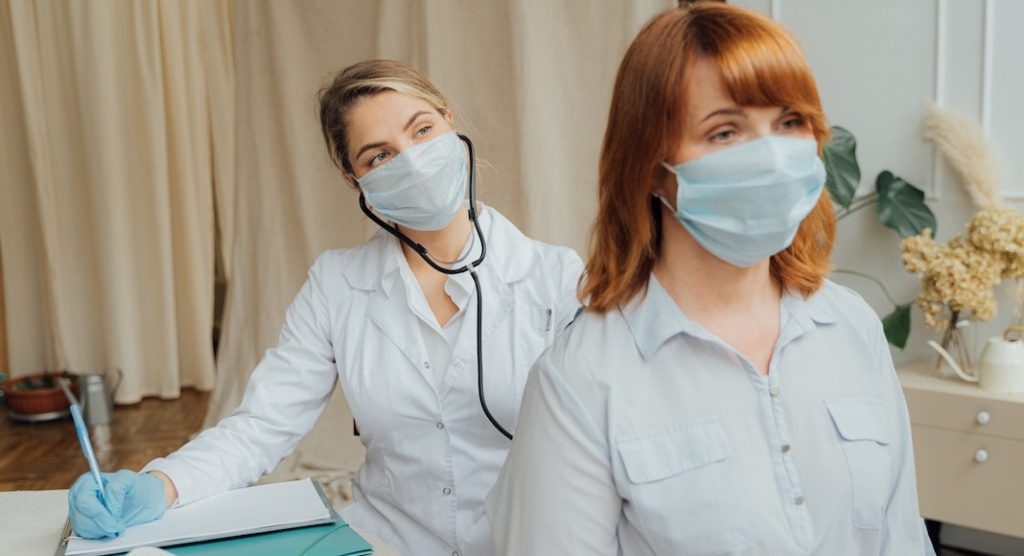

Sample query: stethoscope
[357,133,513,440]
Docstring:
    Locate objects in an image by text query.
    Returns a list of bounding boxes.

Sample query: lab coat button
[452,552,460,556]
[452,359,462,367]
[782,444,791,453]
[770,385,781,396]
[442,487,453,496]
[436,421,445,429]
[794,496,805,505]
[423,361,431,369]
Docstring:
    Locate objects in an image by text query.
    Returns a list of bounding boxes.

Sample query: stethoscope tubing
[357,133,513,440]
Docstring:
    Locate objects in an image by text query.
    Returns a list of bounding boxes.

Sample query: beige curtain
[212,0,671,496]
[0,0,233,402]
[0,0,671,494]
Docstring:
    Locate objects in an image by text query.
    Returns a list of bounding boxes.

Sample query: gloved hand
[68,470,169,539]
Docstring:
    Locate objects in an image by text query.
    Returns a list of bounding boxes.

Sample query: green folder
[164,519,373,556]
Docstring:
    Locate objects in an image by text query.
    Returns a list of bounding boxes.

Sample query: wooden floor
[0,389,209,491]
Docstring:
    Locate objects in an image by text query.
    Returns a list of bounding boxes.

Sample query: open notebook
[60,478,371,556]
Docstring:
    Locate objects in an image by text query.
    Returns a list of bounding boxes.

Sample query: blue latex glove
[68,470,169,539]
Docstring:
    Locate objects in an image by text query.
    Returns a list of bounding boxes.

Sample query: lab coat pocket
[512,305,555,373]
[825,398,892,530]
[617,416,754,555]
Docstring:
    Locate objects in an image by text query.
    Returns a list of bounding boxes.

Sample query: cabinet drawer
[912,425,1024,538]
[904,387,1024,442]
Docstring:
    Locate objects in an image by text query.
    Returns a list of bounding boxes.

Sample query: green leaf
[823,126,860,209]
[875,171,937,238]
[882,303,912,349]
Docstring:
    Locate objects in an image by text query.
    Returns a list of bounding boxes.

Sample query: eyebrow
[700,107,746,123]
[699,105,795,124]
[403,110,431,131]
[354,110,433,162]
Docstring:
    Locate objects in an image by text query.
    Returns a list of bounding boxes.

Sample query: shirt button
[782,444,791,453]
[442,487,453,496]
[436,421,445,430]
[452,359,462,367]
[794,496,805,506]
[769,385,781,396]
[423,361,431,369]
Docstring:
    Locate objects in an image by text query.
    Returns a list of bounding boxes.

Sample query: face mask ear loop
[655,161,681,213]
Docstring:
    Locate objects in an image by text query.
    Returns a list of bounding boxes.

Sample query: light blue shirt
[487,276,935,555]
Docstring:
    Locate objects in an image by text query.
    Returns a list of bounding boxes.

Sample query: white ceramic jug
[929,325,1024,393]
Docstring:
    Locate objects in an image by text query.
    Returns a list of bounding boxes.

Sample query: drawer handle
[976,411,991,425]
[974,449,989,463]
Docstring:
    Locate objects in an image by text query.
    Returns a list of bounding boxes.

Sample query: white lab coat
[144,206,583,555]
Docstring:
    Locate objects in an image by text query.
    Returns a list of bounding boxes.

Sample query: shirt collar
[620,276,710,361]
[781,283,840,331]
[621,275,839,361]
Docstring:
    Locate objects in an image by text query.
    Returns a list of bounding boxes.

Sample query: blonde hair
[318,59,451,176]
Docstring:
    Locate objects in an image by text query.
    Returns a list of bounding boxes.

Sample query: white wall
[734,0,1024,363]
[732,1,1024,553]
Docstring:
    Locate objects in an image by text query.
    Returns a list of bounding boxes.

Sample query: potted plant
[824,126,936,348]
[0,371,80,415]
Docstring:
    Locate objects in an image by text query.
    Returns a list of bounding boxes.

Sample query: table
[898,358,1024,539]
[0,489,398,555]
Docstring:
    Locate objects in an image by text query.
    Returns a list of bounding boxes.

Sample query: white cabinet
[898,359,1024,539]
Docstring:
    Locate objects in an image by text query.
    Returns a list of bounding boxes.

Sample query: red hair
[581,3,835,313]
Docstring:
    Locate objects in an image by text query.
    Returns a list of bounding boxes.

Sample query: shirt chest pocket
[825,398,892,530]
[616,416,755,555]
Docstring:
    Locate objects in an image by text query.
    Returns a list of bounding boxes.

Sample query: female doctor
[68,59,583,555]
[488,4,934,555]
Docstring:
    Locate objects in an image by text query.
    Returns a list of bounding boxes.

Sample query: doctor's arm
[875,322,938,556]
[142,255,340,507]
[487,354,621,555]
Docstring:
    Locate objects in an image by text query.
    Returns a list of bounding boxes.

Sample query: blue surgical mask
[358,131,468,231]
[658,135,826,267]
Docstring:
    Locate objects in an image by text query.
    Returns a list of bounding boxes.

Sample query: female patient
[488,4,934,555]
[68,60,582,555]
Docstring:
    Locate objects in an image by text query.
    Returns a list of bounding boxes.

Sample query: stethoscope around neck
[357,132,513,440]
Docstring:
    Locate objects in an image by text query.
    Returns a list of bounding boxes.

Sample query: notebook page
[65,478,333,556]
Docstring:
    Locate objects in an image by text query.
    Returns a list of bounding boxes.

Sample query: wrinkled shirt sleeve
[874,320,937,556]
[143,254,339,506]
[487,352,621,555]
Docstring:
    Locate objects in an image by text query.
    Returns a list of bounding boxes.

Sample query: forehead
[684,57,733,119]
[346,90,439,142]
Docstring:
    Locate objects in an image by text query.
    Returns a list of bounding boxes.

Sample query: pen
[59,378,106,504]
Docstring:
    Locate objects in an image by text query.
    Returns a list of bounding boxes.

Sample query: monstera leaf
[876,171,937,238]
[882,303,912,349]
[823,126,860,209]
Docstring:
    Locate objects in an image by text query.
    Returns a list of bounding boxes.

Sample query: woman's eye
[368,152,389,167]
[415,124,433,137]
[780,116,805,130]
[710,129,737,143]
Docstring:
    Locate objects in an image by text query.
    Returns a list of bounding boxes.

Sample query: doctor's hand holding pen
[62,377,178,539]
[68,470,171,539]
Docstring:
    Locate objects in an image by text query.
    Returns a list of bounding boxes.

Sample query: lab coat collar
[342,204,540,293]
[621,275,839,361]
